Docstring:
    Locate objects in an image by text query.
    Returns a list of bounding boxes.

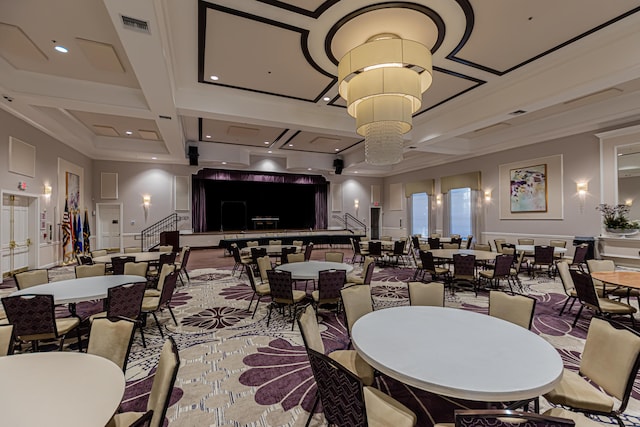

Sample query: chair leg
[305,395,320,427]
[252,296,263,318]
[167,306,178,326]
[139,323,147,348]
[559,297,570,316]
[266,304,274,327]
[572,306,584,327]
[247,293,256,313]
[152,312,164,337]
[75,327,83,352]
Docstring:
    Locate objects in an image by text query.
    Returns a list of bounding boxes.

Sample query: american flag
[62,199,73,262]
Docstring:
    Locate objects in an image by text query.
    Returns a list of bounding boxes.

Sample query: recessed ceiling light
[151,157,157,160]
[264,141,270,145]
[323,97,331,102]
[288,144,293,147]
[222,161,227,165]
[210,75,219,81]
[205,135,211,139]
[354,171,358,174]
[334,148,339,151]
[308,168,312,171]
[267,150,272,154]
[125,130,133,135]
[54,45,68,53]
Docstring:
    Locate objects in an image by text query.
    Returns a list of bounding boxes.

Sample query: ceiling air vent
[121,15,150,34]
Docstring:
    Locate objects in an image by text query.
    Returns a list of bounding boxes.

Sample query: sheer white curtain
[429,194,437,236]
[470,190,484,243]
[442,192,451,237]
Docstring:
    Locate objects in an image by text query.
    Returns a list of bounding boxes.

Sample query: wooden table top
[591,271,640,290]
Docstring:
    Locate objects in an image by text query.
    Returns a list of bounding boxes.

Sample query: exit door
[96,203,122,251]
[370,207,381,240]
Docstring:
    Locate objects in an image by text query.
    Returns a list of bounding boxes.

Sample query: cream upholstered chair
[13,269,48,290]
[417,250,451,283]
[124,247,139,253]
[265,270,306,330]
[246,264,270,317]
[246,240,259,247]
[0,324,15,356]
[473,243,491,252]
[550,239,567,260]
[306,347,416,427]
[269,239,282,245]
[75,263,106,278]
[257,255,272,283]
[142,271,179,337]
[174,246,191,285]
[347,256,374,285]
[230,244,252,277]
[488,290,536,329]
[557,261,578,316]
[440,409,574,427]
[324,251,344,263]
[124,261,149,278]
[408,282,445,307]
[340,285,374,338]
[517,238,534,245]
[493,239,507,253]
[106,337,180,427]
[544,317,640,427]
[312,269,346,312]
[145,264,176,298]
[543,408,611,427]
[157,245,173,252]
[92,249,108,258]
[442,243,459,249]
[87,317,136,372]
[286,252,304,263]
[292,240,304,251]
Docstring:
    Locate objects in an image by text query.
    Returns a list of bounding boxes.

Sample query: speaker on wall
[188,146,199,166]
[333,158,343,175]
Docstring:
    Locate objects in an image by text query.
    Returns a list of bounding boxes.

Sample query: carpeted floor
[4,248,640,426]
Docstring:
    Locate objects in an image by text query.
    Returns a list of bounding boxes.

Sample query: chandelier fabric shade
[338,34,432,165]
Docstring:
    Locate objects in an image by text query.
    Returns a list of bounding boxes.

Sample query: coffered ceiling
[1,0,639,176]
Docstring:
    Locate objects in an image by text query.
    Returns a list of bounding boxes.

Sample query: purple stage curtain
[191,168,328,231]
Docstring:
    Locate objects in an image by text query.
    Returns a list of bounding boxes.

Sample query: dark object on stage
[188,146,199,166]
[333,158,343,175]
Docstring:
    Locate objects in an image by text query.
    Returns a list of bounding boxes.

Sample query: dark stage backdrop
[192,169,328,232]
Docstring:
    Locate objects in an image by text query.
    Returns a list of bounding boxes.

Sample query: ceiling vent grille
[121,15,150,34]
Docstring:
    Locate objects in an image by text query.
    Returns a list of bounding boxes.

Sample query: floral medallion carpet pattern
[5,262,640,426]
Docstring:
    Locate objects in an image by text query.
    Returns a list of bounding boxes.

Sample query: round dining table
[515,245,567,255]
[351,306,563,402]
[428,248,497,261]
[275,261,353,280]
[0,352,125,427]
[93,251,170,263]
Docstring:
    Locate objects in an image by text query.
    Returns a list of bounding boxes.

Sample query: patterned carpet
[5,262,640,426]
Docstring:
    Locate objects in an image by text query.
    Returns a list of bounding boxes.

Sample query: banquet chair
[367,241,383,265]
[13,269,49,290]
[529,245,555,278]
[448,409,574,427]
[265,270,306,330]
[442,243,460,249]
[427,237,441,249]
[587,259,640,305]
[0,324,15,356]
[269,239,282,245]
[452,253,478,295]
[542,408,609,427]
[124,261,149,278]
[87,317,136,372]
[488,290,536,329]
[75,263,106,278]
[297,304,374,386]
[324,251,344,263]
[279,246,297,265]
[91,249,108,258]
[246,264,270,318]
[351,238,368,264]
[106,336,180,427]
[544,317,640,427]
[76,254,94,265]
[91,281,147,346]
[479,254,515,292]
[286,252,304,263]
[346,256,375,285]
[340,285,374,339]
[142,271,179,337]
[246,240,259,247]
[418,250,451,283]
[124,247,139,253]
[408,281,445,307]
[387,240,408,266]
[430,233,442,239]
[550,239,567,260]
[144,264,176,298]
[111,256,135,275]
[494,239,507,253]
[557,261,578,316]
[174,246,191,285]
[449,237,462,248]
[569,269,636,328]
[257,255,272,284]
[517,238,535,245]
[292,240,304,251]
[473,243,491,252]
[2,294,81,352]
[147,252,176,282]
[304,242,314,261]
[157,245,174,253]
[312,269,346,312]
[570,244,589,270]
[465,235,473,249]
[305,347,416,427]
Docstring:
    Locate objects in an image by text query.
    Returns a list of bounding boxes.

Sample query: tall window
[450,188,471,236]
[411,192,429,236]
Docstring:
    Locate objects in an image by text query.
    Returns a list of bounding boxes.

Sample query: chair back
[534,246,554,264]
[147,337,180,427]
[430,233,441,239]
[586,259,615,273]
[549,240,567,248]
[280,247,297,264]
[442,243,459,249]
[76,254,94,265]
[157,245,174,252]
[111,256,135,275]
[257,256,272,282]
[570,269,601,312]
[75,263,106,278]
[494,239,506,253]
[556,262,575,295]
[246,240,259,247]
[266,269,294,303]
[362,259,375,285]
[245,264,260,292]
[178,246,191,270]
[493,254,514,278]
[580,317,640,409]
[453,409,575,427]
[325,252,344,263]
[450,237,462,248]
[158,271,179,307]
[340,285,373,337]
[269,240,282,245]
[427,237,440,249]
[572,244,589,265]
[465,235,473,249]
[157,252,177,269]
[2,294,57,338]
[318,269,346,300]
[306,348,367,426]
[231,245,242,263]
[107,282,146,320]
[13,269,48,290]
[123,247,139,253]
[292,240,303,248]
[297,304,325,353]
[518,238,535,245]
[124,261,149,277]
[489,290,536,329]
[286,253,304,263]
[351,238,362,256]
[514,250,527,274]
[393,240,406,256]
[419,250,438,273]
[251,247,267,264]
[408,282,445,307]
[92,249,108,258]
[368,241,382,256]
[411,236,421,251]
[156,263,176,292]
[87,317,136,372]
[453,253,476,278]
[0,324,15,356]
[304,242,314,261]
[473,243,491,252]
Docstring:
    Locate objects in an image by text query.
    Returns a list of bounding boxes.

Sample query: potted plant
[596,204,640,235]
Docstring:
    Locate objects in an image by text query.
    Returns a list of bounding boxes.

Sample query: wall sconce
[436,194,442,205]
[484,190,492,202]
[143,195,151,208]
[626,199,633,206]
[43,184,52,197]
[576,182,588,196]
[354,199,359,217]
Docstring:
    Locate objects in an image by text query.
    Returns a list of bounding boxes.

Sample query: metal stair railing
[331,214,347,230]
[344,213,367,235]
[140,213,178,251]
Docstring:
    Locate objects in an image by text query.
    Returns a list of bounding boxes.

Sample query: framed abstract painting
[509,164,547,212]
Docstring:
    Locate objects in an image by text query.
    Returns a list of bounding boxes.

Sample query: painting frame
[509,164,548,213]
